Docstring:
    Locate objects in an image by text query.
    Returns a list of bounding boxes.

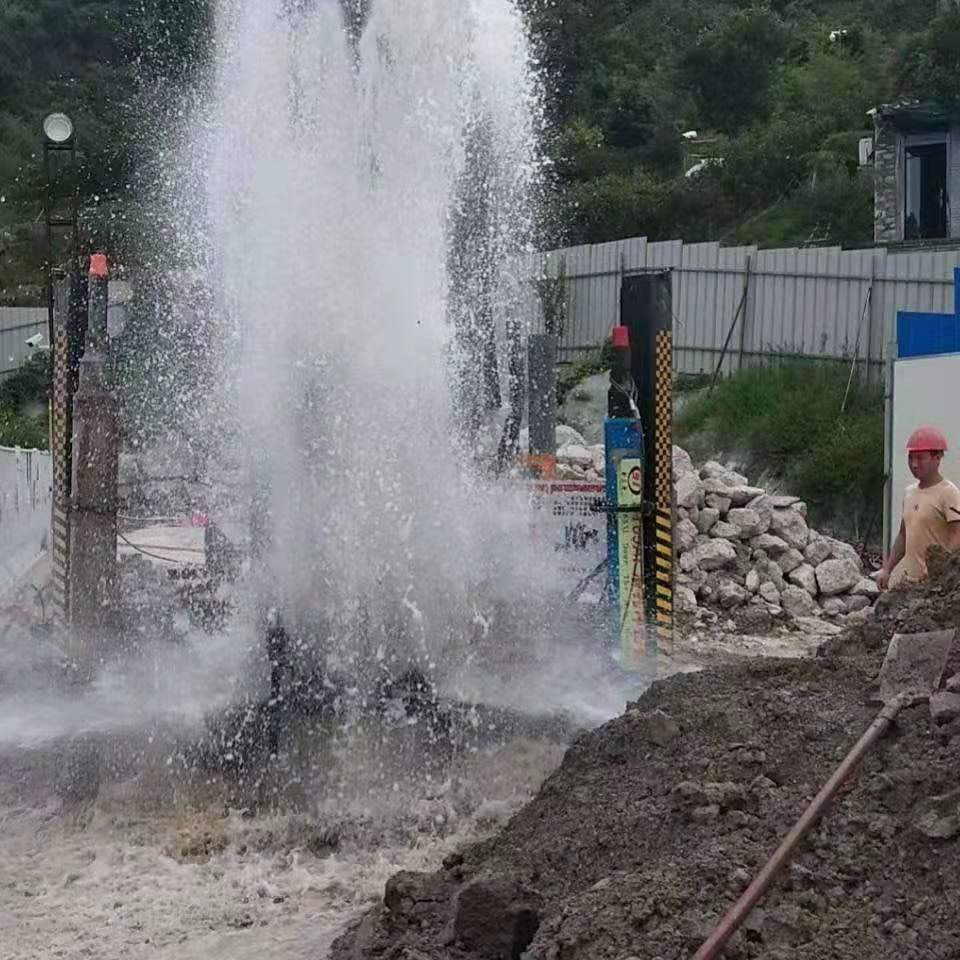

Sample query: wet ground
[0,730,566,960]
[0,556,830,960]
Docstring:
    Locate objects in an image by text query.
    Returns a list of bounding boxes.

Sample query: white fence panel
[0,446,52,597]
[526,236,960,376]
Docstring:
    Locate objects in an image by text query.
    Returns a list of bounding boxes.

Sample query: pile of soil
[331,552,960,960]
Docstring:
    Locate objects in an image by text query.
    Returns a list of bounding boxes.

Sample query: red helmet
[906,426,948,453]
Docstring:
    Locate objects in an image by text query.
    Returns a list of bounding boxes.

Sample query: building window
[904,139,948,240]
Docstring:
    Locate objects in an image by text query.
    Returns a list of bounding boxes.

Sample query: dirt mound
[331,563,960,960]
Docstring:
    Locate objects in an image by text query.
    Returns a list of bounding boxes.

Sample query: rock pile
[550,428,879,635]
[670,446,878,635]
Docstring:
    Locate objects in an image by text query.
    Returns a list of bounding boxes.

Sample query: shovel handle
[693,695,906,960]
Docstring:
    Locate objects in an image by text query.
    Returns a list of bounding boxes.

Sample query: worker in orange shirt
[877,426,960,588]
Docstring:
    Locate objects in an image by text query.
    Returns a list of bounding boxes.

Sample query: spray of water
[0,1,633,753]
[185,0,557,689]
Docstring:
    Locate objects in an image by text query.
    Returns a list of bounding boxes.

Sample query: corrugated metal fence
[523,239,960,377]
[0,445,52,597]
[0,307,47,378]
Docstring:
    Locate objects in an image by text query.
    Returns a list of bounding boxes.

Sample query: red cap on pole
[612,325,630,348]
[89,253,108,279]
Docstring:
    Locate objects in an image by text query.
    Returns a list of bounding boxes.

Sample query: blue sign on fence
[896,267,960,359]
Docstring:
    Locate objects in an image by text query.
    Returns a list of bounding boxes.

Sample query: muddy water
[0,732,564,960]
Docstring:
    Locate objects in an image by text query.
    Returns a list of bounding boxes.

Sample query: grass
[675,359,884,542]
[0,353,49,449]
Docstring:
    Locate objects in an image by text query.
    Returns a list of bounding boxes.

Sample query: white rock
[716,469,750,487]
[851,577,880,599]
[696,507,720,535]
[788,563,818,596]
[718,580,748,609]
[781,586,818,618]
[790,501,809,518]
[676,584,698,614]
[759,582,781,605]
[768,495,802,508]
[804,539,832,567]
[676,518,699,553]
[846,608,872,626]
[793,617,842,636]
[676,473,706,510]
[821,597,846,617]
[727,485,766,507]
[767,604,784,617]
[815,559,861,597]
[556,464,585,480]
[845,595,871,613]
[750,533,790,556]
[727,508,769,539]
[700,461,727,479]
[825,537,863,572]
[746,495,775,523]
[687,539,738,572]
[745,569,760,593]
[591,444,606,474]
[704,479,765,507]
[557,443,593,466]
[769,508,810,550]
[680,552,699,574]
[704,493,732,515]
[710,521,741,541]
[778,549,804,575]
[673,446,695,477]
[556,424,587,448]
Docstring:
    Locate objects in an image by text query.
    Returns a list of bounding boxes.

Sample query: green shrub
[676,360,883,539]
[0,352,50,449]
[0,408,47,449]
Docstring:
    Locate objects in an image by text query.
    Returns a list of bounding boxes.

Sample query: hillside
[1,0,959,301]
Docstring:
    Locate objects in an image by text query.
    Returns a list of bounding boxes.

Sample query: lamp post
[42,112,80,627]
[42,112,78,349]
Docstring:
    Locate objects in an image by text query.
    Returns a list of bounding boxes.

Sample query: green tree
[897,6,960,105]
[681,8,792,134]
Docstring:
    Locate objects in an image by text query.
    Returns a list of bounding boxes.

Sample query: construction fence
[0,307,48,379]
[0,445,52,597]
[523,238,960,379]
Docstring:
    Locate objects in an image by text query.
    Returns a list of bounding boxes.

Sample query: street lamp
[42,111,78,349]
[42,113,74,145]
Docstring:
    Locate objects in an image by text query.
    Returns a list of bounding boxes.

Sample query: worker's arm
[876,520,905,589]
[948,521,960,551]
[943,488,960,551]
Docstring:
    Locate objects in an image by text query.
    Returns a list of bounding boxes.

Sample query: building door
[905,139,948,240]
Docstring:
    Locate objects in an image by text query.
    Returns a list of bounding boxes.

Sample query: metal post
[865,254,878,383]
[620,271,674,666]
[736,255,753,371]
[68,254,119,637]
[882,340,896,556]
[527,333,557,455]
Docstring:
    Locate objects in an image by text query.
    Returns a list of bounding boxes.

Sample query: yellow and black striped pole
[620,271,674,667]
[653,328,674,657]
